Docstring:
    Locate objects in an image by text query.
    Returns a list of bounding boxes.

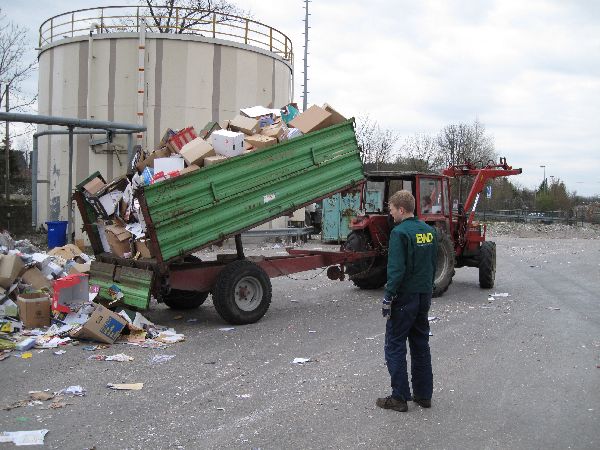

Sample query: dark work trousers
[384,292,433,401]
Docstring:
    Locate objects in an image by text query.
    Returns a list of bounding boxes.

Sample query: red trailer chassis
[168,247,377,291]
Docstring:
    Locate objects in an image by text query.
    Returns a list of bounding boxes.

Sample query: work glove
[382,295,392,319]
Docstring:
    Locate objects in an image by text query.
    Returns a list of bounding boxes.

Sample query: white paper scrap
[105,353,134,362]
[492,292,510,297]
[0,429,48,446]
[150,354,176,364]
[240,105,281,118]
[57,385,86,396]
[219,327,235,332]
[292,357,311,365]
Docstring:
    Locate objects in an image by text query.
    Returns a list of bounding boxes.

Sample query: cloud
[3,0,599,196]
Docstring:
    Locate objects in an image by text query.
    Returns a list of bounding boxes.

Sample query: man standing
[376,190,438,412]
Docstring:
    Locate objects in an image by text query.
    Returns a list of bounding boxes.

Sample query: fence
[474,210,599,225]
[38,6,293,65]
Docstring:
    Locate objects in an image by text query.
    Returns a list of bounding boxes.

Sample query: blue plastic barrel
[46,221,68,249]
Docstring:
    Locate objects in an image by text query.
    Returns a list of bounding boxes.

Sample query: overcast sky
[3,0,600,196]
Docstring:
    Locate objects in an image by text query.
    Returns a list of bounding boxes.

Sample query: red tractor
[342,158,522,296]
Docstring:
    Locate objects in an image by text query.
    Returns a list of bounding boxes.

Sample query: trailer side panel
[142,120,364,264]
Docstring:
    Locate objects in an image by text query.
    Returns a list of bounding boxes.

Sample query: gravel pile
[486,222,600,239]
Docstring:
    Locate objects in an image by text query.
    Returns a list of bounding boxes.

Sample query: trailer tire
[163,290,209,310]
[343,231,387,290]
[433,231,455,297]
[478,241,496,289]
[213,260,272,325]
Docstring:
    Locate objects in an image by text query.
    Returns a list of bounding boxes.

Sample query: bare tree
[437,119,496,167]
[0,9,37,110]
[436,119,497,202]
[396,133,445,172]
[0,9,37,201]
[140,0,249,34]
[355,115,399,169]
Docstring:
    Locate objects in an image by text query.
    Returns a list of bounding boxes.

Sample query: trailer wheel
[433,231,455,297]
[163,290,209,310]
[478,241,496,289]
[213,260,272,325]
[343,231,387,290]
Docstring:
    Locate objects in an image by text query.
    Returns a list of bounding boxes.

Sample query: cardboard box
[68,262,91,275]
[229,115,261,135]
[179,138,216,166]
[0,254,25,289]
[20,267,51,290]
[260,122,288,142]
[82,177,106,196]
[135,239,153,259]
[52,273,89,313]
[159,128,176,147]
[70,304,127,344]
[198,121,221,140]
[204,155,229,167]
[17,293,51,328]
[84,176,129,219]
[105,225,132,258]
[289,105,333,134]
[287,127,303,140]
[245,134,277,150]
[48,244,84,261]
[180,164,200,176]
[323,103,347,126]
[136,147,172,172]
[154,155,185,173]
[211,130,245,157]
[167,127,197,153]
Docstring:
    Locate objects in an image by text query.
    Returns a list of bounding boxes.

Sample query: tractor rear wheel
[213,260,272,325]
[433,231,455,297]
[343,231,387,290]
[162,290,209,310]
[478,241,496,289]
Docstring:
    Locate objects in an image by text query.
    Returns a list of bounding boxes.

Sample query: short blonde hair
[389,190,415,213]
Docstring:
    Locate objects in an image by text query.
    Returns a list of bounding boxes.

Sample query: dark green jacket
[385,217,437,296]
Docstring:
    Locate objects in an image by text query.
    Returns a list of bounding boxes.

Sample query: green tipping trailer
[75,119,368,323]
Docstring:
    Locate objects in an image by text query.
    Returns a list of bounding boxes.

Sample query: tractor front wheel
[343,231,387,290]
[478,241,496,289]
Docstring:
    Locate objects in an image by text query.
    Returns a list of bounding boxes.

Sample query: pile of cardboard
[79,102,347,261]
[0,268,184,358]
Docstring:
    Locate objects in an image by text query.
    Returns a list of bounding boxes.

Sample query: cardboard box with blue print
[70,304,128,344]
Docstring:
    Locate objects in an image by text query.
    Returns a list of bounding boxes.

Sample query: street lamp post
[540,165,546,191]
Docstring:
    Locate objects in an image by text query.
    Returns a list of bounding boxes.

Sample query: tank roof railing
[39,5,293,64]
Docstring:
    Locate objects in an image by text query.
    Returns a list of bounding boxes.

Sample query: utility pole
[4,84,9,203]
[302,0,310,112]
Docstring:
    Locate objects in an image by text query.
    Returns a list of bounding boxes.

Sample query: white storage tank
[36,6,293,233]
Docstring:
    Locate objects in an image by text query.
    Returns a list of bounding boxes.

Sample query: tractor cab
[351,171,452,236]
[345,171,455,296]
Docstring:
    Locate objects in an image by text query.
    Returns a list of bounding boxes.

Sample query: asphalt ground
[1,236,599,449]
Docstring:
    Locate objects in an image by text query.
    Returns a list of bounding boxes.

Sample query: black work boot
[413,397,431,408]
[376,396,408,412]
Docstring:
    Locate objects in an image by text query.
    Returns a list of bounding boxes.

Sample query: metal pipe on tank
[87,23,98,120]
[127,133,133,171]
[67,126,74,243]
[0,112,145,131]
[31,128,141,230]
